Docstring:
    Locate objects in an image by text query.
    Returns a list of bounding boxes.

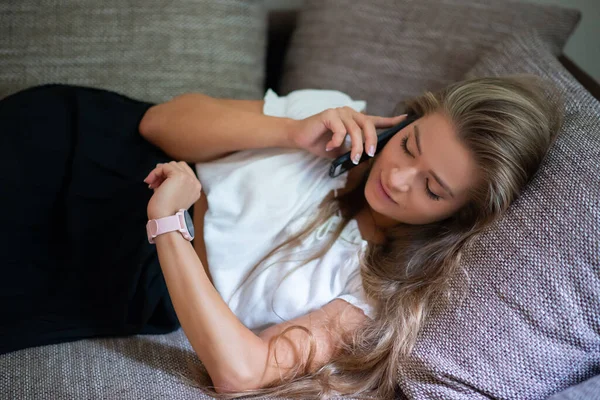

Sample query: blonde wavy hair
[191,75,563,399]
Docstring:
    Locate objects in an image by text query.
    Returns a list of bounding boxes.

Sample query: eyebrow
[414,125,455,199]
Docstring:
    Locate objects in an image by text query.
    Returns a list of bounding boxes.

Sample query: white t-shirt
[195,89,375,332]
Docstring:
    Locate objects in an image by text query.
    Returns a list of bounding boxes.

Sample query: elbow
[138,104,161,139]
[138,92,201,140]
[212,367,261,394]
[211,340,271,394]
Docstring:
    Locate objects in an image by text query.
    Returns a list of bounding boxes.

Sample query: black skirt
[0,84,187,355]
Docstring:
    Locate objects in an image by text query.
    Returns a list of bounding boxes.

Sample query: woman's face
[364,112,479,226]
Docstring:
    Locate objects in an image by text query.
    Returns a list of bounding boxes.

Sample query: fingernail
[148,184,152,189]
[325,146,333,152]
[367,145,375,157]
[352,153,361,165]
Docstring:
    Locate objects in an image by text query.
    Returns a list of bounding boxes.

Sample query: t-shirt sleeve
[336,269,376,320]
[263,88,367,120]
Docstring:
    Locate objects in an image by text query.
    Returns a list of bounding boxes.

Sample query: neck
[355,207,390,244]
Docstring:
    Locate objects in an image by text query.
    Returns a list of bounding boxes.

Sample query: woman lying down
[0,75,562,399]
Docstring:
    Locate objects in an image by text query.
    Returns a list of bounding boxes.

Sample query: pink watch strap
[156,215,182,233]
[147,211,185,244]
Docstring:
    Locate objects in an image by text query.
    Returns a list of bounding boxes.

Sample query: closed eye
[401,135,413,157]
[401,135,442,201]
[425,178,441,201]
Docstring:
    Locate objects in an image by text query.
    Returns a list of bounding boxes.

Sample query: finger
[148,177,165,190]
[326,109,355,147]
[145,163,171,189]
[357,116,378,157]
[336,110,363,164]
[369,113,407,128]
[144,162,164,182]
[177,161,197,178]
[168,160,185,172]
[146,176,164,190]
[145,162,170,179]
[143,171,155,183]
[144,165,163,186]
[323,111,347,152]
[172,161,201,193]
[175,162,203,198]
[151,162,178,181]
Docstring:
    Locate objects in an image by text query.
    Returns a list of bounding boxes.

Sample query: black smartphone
[329,114,418,178]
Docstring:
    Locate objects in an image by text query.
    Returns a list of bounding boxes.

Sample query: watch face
[183,210,195,238]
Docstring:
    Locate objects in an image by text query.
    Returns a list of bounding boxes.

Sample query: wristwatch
[146,209,195,244]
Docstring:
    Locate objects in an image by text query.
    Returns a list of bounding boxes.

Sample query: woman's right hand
[144,161,202,220]
[289,107,407,163]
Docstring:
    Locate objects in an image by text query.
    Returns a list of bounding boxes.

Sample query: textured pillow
[0,0,266,102]
[548,374,600,400]
[280,0,580,116]
[396,32,600,399]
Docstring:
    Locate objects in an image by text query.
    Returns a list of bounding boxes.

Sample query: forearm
[154,231,269,390]
[139,93,298,163]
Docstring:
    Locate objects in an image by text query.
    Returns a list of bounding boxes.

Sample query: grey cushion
[548,374,600,400]
[0,331,329,400]
[396,32,600,399]
[0,330,215,400]
[0,0,267,102]
[280,0,580,116]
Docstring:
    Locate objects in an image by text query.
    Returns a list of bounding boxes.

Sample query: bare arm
[139,93,298,163]
[153,231,367,393]
[191,195,213,284]
[218,98,265,114]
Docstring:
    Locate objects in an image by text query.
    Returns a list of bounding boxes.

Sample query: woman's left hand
[290,107,406,162]
[144,161,202,220]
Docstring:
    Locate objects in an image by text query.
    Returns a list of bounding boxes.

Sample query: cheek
[395,200,431,223]
[377,146,401,167]
[364,169,391,213]
[409,201,462,224]
[364,171,379,205]
[392,197,457,225]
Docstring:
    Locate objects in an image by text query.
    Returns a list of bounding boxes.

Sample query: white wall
[263,0,599,82]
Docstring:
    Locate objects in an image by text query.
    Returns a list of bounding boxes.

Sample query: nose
[390,167,418,192]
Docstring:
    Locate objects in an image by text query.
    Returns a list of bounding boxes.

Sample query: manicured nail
[352,153,361,165]
[148,184,152,189]
[325,146,333,152]
[367,145,375,157]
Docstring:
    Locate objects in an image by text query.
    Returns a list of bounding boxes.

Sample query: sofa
[1,1,599,399]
